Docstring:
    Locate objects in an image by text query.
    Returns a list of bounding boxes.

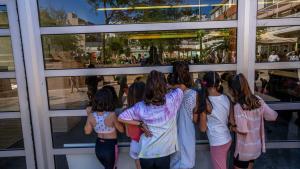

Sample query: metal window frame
[0,1,36,169]
[11,0,300,169]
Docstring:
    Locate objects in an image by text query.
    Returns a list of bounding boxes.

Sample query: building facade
[0,0,299,169]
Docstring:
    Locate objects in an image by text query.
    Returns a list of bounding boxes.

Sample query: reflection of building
[258,0,300,19]
[257,26,300,61]
[210,0,237,20]
[66,13,94,25]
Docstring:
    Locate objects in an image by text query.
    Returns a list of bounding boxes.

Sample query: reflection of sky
[39,0,226,24]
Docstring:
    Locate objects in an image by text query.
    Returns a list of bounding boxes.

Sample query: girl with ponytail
[198,71,232,169]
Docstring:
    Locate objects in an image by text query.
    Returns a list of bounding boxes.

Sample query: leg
[247,162,254,169]
[140,158,154,169]
[135,160,141,169]
[155,155,170,169]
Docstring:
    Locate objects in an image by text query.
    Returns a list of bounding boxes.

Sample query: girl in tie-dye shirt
[118,70,184,169]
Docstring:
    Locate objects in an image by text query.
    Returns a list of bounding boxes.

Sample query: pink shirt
[234,99,278,161]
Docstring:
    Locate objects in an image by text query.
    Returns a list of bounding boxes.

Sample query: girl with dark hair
[126,82,146,169]
[169,61,198,169]
[198,71,232,169]
[228,73,277,169]
[118,70,184,169]
[84,88,124,169]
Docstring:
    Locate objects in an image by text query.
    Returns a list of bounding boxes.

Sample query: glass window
[0,79,19,112]
[255,69,300,103]
[0,157,26,169]
[0,119,24,150]
[46,74,145,110]
[54,155,68,169]
[38,0,238,26]
[0,5,8,28]
[0,36,15,71]
[256,26,300,63]
[254,149,300,169]
[265,110,300,141]
[257,0,300,19]
[42,29,237,69]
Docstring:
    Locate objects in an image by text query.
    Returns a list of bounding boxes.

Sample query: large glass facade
[0,0,299,169]
[42,29,237,69]
[38,0,238,26]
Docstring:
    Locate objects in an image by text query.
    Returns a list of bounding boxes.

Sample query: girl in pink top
[228,73,278,169]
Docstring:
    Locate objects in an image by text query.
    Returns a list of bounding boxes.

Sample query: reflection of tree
[40,8,67,26]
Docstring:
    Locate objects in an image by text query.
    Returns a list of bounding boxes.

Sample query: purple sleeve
[166,88,184,115]
[261,100,278,121]
[119,104,141,121]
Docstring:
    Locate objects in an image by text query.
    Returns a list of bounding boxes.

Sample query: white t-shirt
[289,55,299,61]
[206,95,232,146]
[268,54,280,62]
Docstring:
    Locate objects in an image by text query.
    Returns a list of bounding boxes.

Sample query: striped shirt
[234,99,278,161]
[119,88,184,158]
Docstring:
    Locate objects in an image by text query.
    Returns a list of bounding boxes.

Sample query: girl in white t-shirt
[199,72,232,169]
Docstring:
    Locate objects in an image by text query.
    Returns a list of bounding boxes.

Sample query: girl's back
[206,94,231,146]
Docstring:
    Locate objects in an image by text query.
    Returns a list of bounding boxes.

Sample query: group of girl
[84,61,278,169]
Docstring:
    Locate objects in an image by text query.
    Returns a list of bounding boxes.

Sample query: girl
[84,88,124,169]
[199,71,232,169]
[170,62,198,169]
[118,70,184,169]
[126,81,146,169]
[228,73,278,169]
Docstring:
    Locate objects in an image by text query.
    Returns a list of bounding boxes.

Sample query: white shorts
[129,140,141,160]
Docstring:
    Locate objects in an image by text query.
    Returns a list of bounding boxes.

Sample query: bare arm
[112,113,124,133]
[84,114,93,135]
[199,112,207,132]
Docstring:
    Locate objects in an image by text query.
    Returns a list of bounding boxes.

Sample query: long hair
[198,71,223,113]
[172,61,193,88]
[92,88,115,112]
[127,82,145,107]
[102,85,119,107]
[144,70,167,106]
[228,73,261,110]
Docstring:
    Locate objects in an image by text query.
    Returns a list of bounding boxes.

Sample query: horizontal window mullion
[0,29,10,36]
[40,21,238,35]
[0,72,16,79]
[268,103,300,111]
[255,62,300,70]
[0,112,21,119]
[0,150,25,157]
[257,18,300,27]
[266,142,300,149]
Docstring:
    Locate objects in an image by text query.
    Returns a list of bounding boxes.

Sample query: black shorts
[95,138,118,169]
[140,155,170,169]
[233,154,254,168]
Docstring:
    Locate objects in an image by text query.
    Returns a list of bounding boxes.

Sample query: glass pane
[0,157,26,169]
[0,79,19,112]
[39,0,238,26]
[254,149,300,169]
[0,119,24,150]
[265,110,300,141]
[258,0,300,19]
[0,36,15,71]
[255,69,300,103]
[0,5,8,28]
[256,26,300,63]
[43,29,237,69]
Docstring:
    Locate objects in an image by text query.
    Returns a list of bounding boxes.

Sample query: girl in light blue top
[170,62,198,169]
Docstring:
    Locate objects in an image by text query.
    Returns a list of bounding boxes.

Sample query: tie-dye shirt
[119,88,184,158]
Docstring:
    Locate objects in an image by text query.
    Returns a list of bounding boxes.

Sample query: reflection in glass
[0,5,9,28]
[254,149,300,169]
[0,79,19,112]
[47,72,235,110]
[255,69,300,103]
[0,157,26,169]
[0,119,24,150]
[0,36,15,71]
[256,26,300,62]
[38,0,237,26]
[42,29,237,69]
[265,110,300,141]
[257,0,300,19]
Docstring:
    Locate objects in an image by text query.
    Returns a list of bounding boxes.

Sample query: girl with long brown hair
[228,73,278,169]
[118,70,184,169]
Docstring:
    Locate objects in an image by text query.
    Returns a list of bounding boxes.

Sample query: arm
[199,112,207,132]
[84,114,93,135]
[112,113,124,133]
[262,100,278,121]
